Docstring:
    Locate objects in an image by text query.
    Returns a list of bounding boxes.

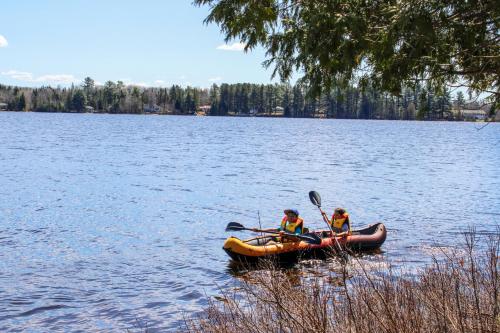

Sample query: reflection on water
[0,112,498,331]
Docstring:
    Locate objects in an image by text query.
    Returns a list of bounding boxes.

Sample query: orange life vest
[331,212,350,233]
[280,216,304,234]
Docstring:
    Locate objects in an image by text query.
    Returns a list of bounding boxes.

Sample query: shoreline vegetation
[0,79,496,122]
[186,231,499,333]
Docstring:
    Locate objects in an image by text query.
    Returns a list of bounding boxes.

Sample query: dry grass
[185,231,499,333]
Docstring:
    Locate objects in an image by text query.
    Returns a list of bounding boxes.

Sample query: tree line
[0,77,488,120]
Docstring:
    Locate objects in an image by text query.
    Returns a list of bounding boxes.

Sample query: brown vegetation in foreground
[186,232,499,333]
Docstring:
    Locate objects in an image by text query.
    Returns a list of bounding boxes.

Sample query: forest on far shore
[0,77,495,121]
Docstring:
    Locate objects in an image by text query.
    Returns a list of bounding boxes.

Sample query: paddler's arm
[320,211,331,224]
[334,222,350,237]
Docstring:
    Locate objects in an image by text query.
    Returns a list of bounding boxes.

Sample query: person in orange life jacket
[252,209,304,236]
[278,209,304,235]
[330,207,350,236]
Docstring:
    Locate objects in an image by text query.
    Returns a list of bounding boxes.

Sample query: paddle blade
[284,232,322,245]
[225,221,246,231]
[309,191,321,207]
[302,233,322,245]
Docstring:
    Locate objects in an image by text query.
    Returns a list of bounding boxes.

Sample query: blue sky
[0,0,280,88]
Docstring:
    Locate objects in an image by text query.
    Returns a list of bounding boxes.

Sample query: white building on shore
[458,109,488,121]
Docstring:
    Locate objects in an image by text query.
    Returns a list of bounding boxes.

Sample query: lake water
[0,112,498,332]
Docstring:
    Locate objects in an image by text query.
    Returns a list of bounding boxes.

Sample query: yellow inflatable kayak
[223,223,387,263]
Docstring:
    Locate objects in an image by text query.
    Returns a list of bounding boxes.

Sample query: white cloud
[116,78,150,87]
[208,76,222,82]
[0,35,8,47]
[1,70,32,81]
[1,70,79,84]
[36,74,78,83]
[216,42,246,51]
[154,79,171,87]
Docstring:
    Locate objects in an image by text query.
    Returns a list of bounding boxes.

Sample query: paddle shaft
[239,227,310,241]
[316,206,346,256]
[225,221,321,245]
[318,207,334,234]
[238,226,280,235]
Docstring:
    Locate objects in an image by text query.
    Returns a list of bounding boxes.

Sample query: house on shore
[0,102,7,111]
[457,109,488,121]
[196,105,211,116]
[85,106,95,113]
[143,104,161,113]
[272,106,285,116]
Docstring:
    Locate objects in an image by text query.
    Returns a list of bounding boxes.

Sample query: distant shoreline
[1,81,496,122]
[1,109,497,123]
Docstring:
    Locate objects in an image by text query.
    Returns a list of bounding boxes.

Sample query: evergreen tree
[359,89,371,119]
[455,91,465,109]
[417,91,429,120]
[82,77,95,106]
[141,91,149,113]
[72,90,86,112]
[103,81,116,112]
[65,90,74,111]
[17,93,26,111]
[131,87,141,113]
[218,84,229,116]
[209,84,220,115]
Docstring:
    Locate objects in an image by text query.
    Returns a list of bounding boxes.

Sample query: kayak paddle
[309,191,349,261]
[225,222,322,245]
